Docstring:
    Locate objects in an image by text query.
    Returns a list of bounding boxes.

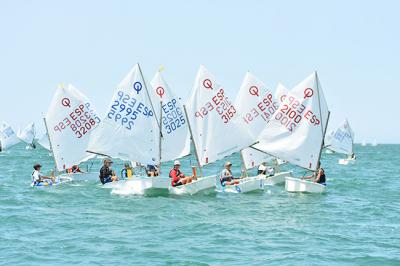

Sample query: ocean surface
[0,143,399,266]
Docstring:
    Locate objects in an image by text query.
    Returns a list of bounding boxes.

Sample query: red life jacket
[169,168,182,186]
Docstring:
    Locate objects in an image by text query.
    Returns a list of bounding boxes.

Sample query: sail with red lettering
[0,123,20,151]
[46,84,100,171]
[149,71,190,162]
[236,80,287,169]
[87,64,159,165]
[235,72,279,139]
[253,72,330,171]
[17,122,36,145]
[325,119,354,155]
[185,65,253,166]
[235,72,278,169]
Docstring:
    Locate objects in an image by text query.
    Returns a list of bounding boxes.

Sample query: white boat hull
[263,171,293,186]
[31,175,73,187]
[285,177,326,193]
[338,158,356,165]
[222,176,264,193]
[58,172,99,181]
[169,175,216,195]
[108,176,170,193]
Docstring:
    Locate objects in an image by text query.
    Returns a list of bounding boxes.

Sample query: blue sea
[0,143,399,265]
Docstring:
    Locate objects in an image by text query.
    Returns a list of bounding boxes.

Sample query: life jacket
[318,174,326,184]
[169,169,181,178]
[169,168,182,186]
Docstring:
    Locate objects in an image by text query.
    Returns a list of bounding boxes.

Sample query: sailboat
[253,72,330,193]
[325,119,355,165]
[42,84,101,183]
[371,140,378,146]
[361,140,367,146]
[0,123,20,152]
[37,132,51,151]
[110,68,192,194]
[87,64,167,191]
[222,73,292,193]
[171,65,255,195]
[17,122,36,149]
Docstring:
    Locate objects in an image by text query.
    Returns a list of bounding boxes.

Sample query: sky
[0,0,399,143]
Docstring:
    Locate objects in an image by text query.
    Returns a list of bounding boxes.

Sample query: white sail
[17,122,36,145]
[38,133,50,151]
[0,123,20,151]
[185,65,254,166]
[275,83,289,104]
[253,72,330,171]
[149,71,190,162]
[46,84,101,171]
[87,64,159,165]
[241,147,273,169]
[325,119,354,155]
[235,72,279,169]
[235,72,278,139]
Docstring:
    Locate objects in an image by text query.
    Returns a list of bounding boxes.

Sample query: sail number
[274,95,320,132]
[161,99,185,134]
[53,102,100,139]
[242,93,278,124]
[194,88,237,124]
[107,90,154,130]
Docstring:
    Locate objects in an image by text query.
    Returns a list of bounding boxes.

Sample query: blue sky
[0,0,398,143]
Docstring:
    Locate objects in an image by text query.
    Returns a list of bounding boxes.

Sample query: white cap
[258,164,266,171]
[174,160,181,166]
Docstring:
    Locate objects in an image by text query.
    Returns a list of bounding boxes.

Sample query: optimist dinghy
[285,176,325,193]
[325,119,356,165]
[17,122,36,149]
[31,175,73,188]
[88,65,191,194]
[252,72,330,193]
[229,76,292,193]
[170,65,255,195]
[0,123,20,152]
[43,83,101,183]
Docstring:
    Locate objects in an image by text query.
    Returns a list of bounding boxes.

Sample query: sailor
[303,168,326,186]
[31,164,55,186]
[146,164,159,177]
[121,163,133,179]
[169,160,192,187]
[67,165,84,174]
[99,159,119,184]
[258,163,267,175]
[220,161,240,186]
[349,153,356,160]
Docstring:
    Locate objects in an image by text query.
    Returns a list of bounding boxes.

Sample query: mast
[137,63,160,127]
[43,116,59,173]
[183,105,203,177]
[239,150,248,177]
[158,100,163,173]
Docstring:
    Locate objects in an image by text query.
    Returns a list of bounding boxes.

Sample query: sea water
[0,143,399,265]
